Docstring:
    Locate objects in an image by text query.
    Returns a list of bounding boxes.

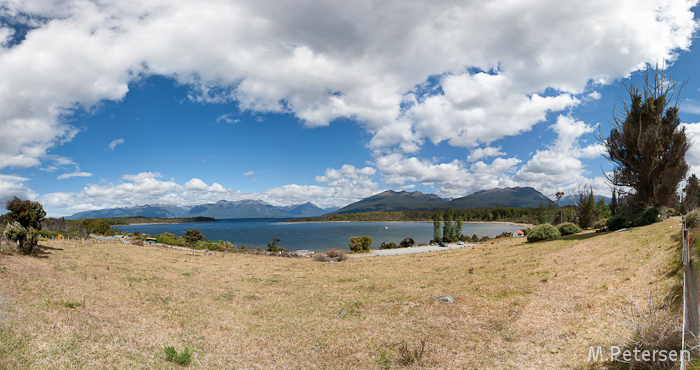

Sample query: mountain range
[68,200,334,220]
[67,187,555,219]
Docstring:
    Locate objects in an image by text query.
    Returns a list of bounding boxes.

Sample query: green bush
[632,207,661,227]
[607,207,663,231]
[593,219,607,230]
[380,242,398,249]
[557,222,581,236]
[607,213,630,231]
[687,208,700,229]
[164,346,192,366]
[526,224,560,242]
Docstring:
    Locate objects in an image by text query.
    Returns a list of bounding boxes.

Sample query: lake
[116,219,525,251]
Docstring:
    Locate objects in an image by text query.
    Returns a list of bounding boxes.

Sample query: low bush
[314,249,348,262]
[593,219,607,230]
[526,224,560,242]
[380,242,398,249]
[557,222,581,236]
[607,213,630,231]
[607,207,663,231]
[313,253,331,262]
[687,208,700,229]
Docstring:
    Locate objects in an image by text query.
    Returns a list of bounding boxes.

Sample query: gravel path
[349,242,475,257]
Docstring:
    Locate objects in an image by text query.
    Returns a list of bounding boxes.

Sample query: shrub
[596,291,681,369]
[240,245,248,252]
[526,224,560,242]
[349,235,372,252]
[608,207,663,231]
[607,213,630,231]
[557,222,581,236]
[593,219,607,230]
[632,206,662,227]
[399,237,415,248]
[314,249,348,262]
[313,253,331,262]
[164,346,192,365]
[687,208,700,229]
[380,242,398,249]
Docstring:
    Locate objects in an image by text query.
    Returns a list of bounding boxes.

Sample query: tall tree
[556,191,565,224]
[432,211,442,243]
[682,174,700,213]
[600,65,689,208]
[575,186,596,229]
[442,208,454,242]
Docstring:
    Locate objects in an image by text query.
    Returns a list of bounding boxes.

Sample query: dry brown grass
[0,218,684,369]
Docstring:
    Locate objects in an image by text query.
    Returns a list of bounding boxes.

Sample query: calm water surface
[117,219,524,251]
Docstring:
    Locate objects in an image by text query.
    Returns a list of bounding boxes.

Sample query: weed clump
[557,222,581,236]
[594,291,682,369]
[396,339,426,366]
[313,249,348,262]
[164,346,192,366]
[526,224,560,242]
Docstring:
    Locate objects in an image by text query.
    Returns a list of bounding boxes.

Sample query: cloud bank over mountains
[0,0,697,215]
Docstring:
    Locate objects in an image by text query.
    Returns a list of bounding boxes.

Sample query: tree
[574,186,596,229]
[556,191,565,224]
[267,238,281,252]
[182,229,204,246]
[3,197,45,255]
[349,235,373,252]
[600,65,689,208]
[455,217,463,240]
[682,174,700,213]
[442,209,454,242]
[432,211,442,243]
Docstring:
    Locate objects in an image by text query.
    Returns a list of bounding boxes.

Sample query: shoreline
[286,220,534,228]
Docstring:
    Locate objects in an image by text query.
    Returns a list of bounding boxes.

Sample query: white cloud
[515,115,605,195]
[184,178,226,193]
[57,171,92,180]
[0,173,37,203]
[683,122,700,176]
[0,0,694,169]
[467,146,507,162]
[243,171,255,177]
[107,138,124,151]
[216,114,239,124]
[37,164,382,216]
[374,153,521,199]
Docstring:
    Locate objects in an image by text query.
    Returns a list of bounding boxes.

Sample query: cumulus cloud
[467,146,507,162]
[0,174,37,203]
[375,153,521,199]
[107,138,125,151]
[0,0,694,171]
[515,115,606,195]
[37,165,383,216]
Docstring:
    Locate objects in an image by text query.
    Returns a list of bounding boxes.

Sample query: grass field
[0,218,686,369]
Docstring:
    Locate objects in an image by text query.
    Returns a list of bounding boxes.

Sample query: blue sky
[1,0,700,217]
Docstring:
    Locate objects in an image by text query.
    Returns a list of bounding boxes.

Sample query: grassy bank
[0,218,684,369]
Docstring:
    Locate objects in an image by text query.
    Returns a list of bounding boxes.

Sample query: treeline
[98,216,217,226]
[289,207,543,224]
[40,218,120,238]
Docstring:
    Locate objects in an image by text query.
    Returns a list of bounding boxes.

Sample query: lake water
[116,219,524,251]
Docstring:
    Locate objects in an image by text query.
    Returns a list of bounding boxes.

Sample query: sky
[1,0,700,217]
